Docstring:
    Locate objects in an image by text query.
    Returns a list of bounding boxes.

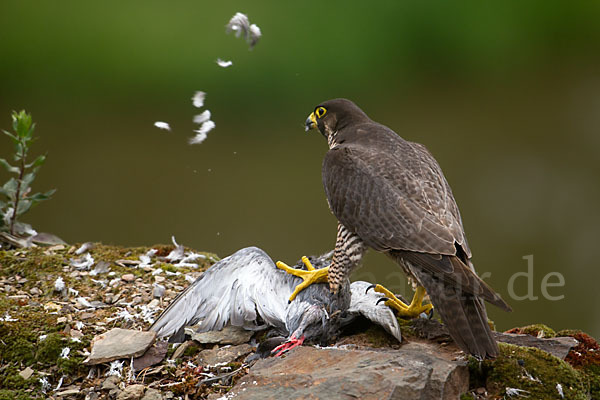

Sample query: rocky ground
[0,241,599,399]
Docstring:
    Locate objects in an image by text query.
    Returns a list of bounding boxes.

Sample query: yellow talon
[276,257,329,302]
[373,284,433,319]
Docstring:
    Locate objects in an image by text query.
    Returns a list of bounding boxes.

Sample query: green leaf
[2,129,18,143]
[25,154,46,169]
[1,178,18,200]
[0,158,19,174]
[13,142,27,161]
[12,110,33,139]
[21,171,36,190]
[16,199,32,215]
[28,189,56,202]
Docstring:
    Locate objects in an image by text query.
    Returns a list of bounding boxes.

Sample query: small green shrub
[0,110,55,236]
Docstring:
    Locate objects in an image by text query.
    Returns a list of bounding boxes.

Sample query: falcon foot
[271,334,305,357]
[368,284,433,319]
[276,256,329,302]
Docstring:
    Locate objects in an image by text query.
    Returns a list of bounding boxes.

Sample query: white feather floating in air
[189,121,215,145]
[193,110,211,124]
[190,121,216,144]
[248,24,262,48]
[226,12,262,49]
[216,59,233,68]
[192,91,206,108]
[153,121,171,131]
[226,12,249,38]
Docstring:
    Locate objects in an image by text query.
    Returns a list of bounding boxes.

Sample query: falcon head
[305,98,370,138]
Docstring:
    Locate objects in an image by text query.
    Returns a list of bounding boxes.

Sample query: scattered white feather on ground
[1,313,17,322]
[167,236,184,259]
[556,383,564,398]
[55,376,64,391]
[75,242,94,255]
[192,91,206,108]
[139,249,157,267]
[70,253,95,270]
[39,377,51,393]
[76,297,94,309]
[505,387,530,397]
[60,347,70,359]
[216,59,233,68]
[193,110,211,124]
[106,361,124,377]
[54,277,65,292]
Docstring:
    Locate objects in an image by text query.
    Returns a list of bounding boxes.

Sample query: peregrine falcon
[276,98,511,358]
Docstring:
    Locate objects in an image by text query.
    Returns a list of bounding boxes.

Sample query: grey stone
[197,344,253,366]
[56,388,81,396]
[85,391,99,400]
[91,260,111,275]
[227,344,468,400]
[171,340,193,360]
[101,375,120,390]
[116,384,145,400]
[187,324,253,345]
[152,284,165,298]
[18,366,34,380]
[85,328,156,365]
[141,388,162,400]
[494,331,578,360]
[133,340,169,370]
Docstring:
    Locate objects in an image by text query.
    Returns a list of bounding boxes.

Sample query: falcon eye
[315,107,327,119]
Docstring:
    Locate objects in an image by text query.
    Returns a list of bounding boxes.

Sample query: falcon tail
[392,252,505,359]
[424,279,499,358]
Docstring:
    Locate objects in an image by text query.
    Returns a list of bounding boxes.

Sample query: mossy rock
[557,330,600,399]
[469,342,588,399]
[505,323,556,338]
[0,242,218,399]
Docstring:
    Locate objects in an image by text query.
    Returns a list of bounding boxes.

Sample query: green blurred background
[1,1,599,337]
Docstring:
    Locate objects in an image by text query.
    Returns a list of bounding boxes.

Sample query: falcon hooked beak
[305,112,317,131]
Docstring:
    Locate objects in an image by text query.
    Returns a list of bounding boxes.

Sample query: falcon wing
[323,131,469,257]
[149,247,294,339]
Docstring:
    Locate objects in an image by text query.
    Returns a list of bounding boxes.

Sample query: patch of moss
[505,324,556,338]
[558,330,600,398]
[0,389,39,400]
[0,326,36,366]
[0,243,218,399]
[459,393,475,400]
[36,332,64,364]
[183,343,201,358]
[356,325,397,348]
[472,343,588,399]
[398,318,416,338]
[57,355,86,375]
[160,263,178,273]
